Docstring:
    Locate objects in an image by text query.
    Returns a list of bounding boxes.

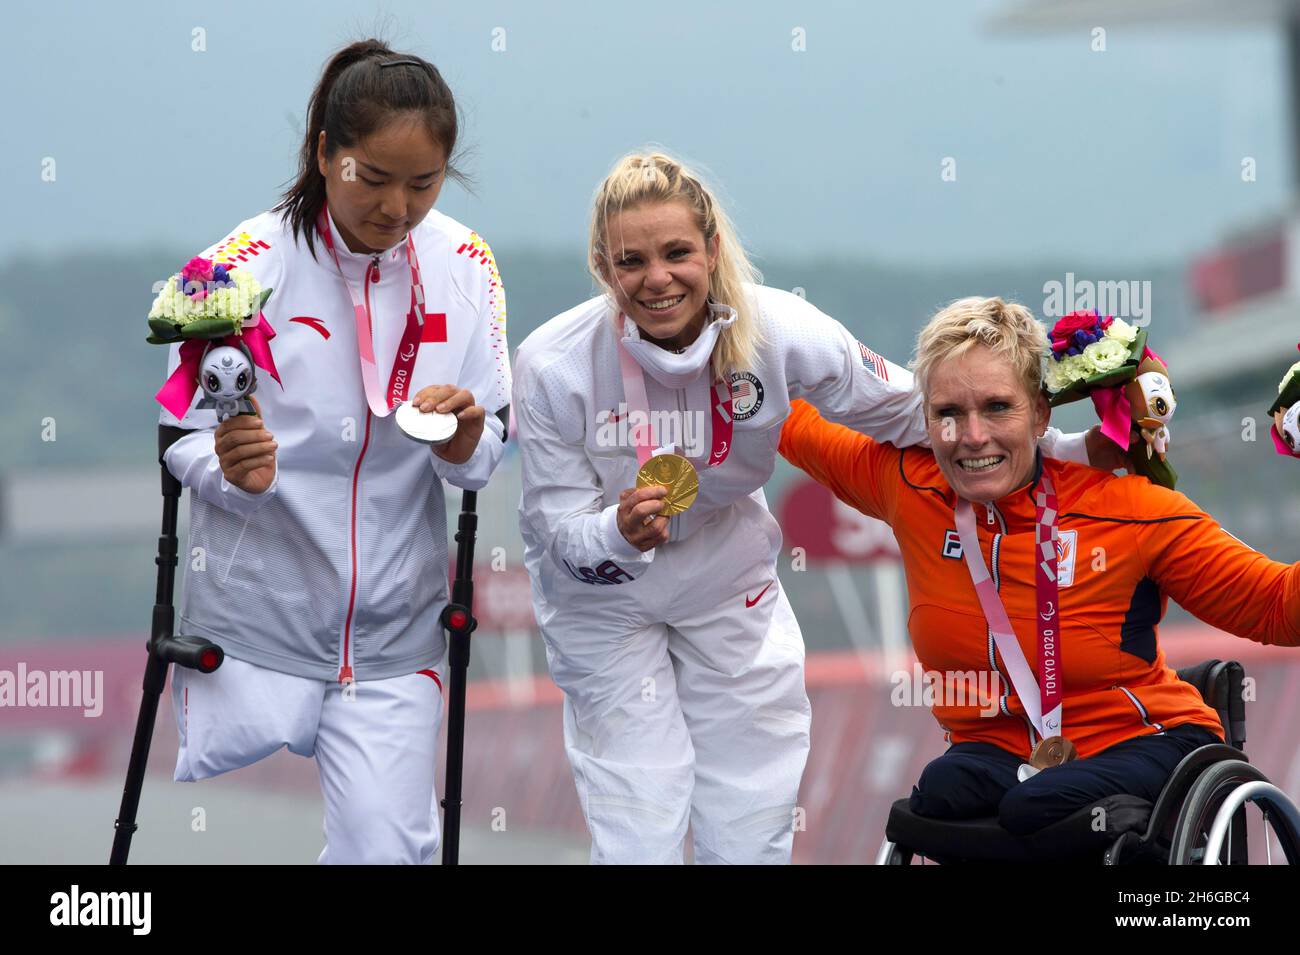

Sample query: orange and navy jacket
[779,399,1300,759]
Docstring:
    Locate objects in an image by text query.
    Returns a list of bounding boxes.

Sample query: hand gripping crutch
[110,425,225,864]
[439,487,479,865]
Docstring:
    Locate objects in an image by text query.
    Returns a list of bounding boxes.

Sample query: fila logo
[942,529,963,560]
[290,316,330,339]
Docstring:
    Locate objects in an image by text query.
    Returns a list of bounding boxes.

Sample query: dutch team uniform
[779,399,1300,830]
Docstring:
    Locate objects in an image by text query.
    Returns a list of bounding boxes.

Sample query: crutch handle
[155,634,224,673]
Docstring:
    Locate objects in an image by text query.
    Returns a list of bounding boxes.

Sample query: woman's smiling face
[926,344,1050,502]
[317,114,446,254]
[601,200,719,350]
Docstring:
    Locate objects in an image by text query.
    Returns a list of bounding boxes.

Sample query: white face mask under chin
[619,302,738,388]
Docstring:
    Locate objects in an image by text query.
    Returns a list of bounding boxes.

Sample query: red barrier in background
[776,476,900,562]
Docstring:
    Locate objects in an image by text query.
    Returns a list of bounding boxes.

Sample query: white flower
[146,266,263,328]
[1083,337,1130,374]
[1044,360,1071,393]
[1045,355,1086,393]
[1105,317,1138,344]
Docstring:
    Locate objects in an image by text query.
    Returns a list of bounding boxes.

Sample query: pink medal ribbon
[315,208,444,417]
[616,327,733,468]
[953,470,1063,741]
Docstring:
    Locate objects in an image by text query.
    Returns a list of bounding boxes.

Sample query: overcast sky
[2,0,1289,269]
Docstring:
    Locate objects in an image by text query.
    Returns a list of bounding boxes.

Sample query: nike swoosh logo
[290,316,330,339]
[745,581,773,608]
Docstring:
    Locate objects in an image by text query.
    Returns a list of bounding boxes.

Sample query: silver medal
[395,400,458,446]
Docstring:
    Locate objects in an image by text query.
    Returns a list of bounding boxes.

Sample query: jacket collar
[320,206,405,284]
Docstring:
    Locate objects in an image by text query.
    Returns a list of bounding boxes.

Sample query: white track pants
[171,656,444,864]
[536,494,812,864]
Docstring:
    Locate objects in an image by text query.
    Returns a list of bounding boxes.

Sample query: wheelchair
[876,660,1300,864]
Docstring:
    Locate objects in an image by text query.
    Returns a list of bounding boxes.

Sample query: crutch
[110,424,224,865]
[439,487,479,865]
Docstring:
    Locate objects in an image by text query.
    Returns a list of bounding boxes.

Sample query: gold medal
[635,453,699,516]
[1028,735,1078,769]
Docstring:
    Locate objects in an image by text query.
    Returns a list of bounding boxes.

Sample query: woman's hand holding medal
[617,485,670,551]
[215,395,278,494]
[414,384,485,465]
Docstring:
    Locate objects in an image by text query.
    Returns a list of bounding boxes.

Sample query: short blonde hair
[912,296,1048,399]
[588,149,763,379]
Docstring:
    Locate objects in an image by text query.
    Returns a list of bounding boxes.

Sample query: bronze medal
[635,453,699,516]
[1028,735,1078,769]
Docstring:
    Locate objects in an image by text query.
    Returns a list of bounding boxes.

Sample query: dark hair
[273,39,468,260]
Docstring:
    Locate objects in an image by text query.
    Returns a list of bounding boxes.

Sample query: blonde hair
[912,296,1048,400]
[588,149,762,378]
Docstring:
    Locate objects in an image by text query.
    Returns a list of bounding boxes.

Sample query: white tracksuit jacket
[514,284,1084,593]
[158,206,510,684]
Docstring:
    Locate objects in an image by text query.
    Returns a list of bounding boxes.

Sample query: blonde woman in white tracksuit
[513,151,1099,864]
[157,40,510,863]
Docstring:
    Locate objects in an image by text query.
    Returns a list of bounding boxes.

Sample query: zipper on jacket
[339,409,374,684]
[337,259,382,685]
[668,385,687,540]
[985,502,995,525]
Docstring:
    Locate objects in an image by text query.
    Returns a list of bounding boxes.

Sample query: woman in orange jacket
[778,296,1300,835]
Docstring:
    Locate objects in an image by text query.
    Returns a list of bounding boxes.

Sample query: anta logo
[939,529,1078,588]
[290,316,330,339]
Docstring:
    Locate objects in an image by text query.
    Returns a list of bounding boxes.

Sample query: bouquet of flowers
[146,256,272,344]
[149,256,280,420]
[1043,309,1177,488]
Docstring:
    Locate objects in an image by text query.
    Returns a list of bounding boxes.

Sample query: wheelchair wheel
[874,840,914,865]
[1170,759,1300,864]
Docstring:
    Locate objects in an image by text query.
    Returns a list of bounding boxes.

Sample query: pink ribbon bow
[1087,344,1165,451]
[155,312,282,420]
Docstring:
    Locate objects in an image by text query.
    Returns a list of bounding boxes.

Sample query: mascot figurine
[1126,353,1176,462]
[196,344,258,422]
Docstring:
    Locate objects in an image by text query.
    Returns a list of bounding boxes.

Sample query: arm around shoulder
[778,398,900,524]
